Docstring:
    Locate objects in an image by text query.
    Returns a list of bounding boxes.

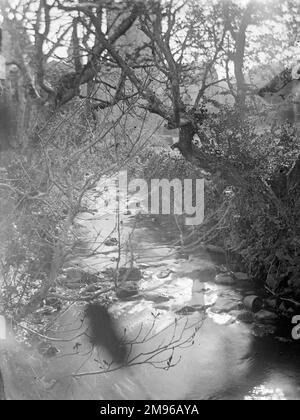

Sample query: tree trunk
[232,3,254,109]
[173,123,250,189]
[174,123,196,160]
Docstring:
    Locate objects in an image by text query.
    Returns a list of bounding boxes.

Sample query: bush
[197,107,300,299]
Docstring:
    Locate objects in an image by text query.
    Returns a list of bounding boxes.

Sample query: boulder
[243,295,263,313]
[197,266,217,282]
[214,273,235,285]
[230,310,254,324]
[118,267,142,282]
[255,310,278,323]
[116,286,139,299]
[211,297,242,314]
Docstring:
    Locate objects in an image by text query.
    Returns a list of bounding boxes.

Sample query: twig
[265,285,300,307]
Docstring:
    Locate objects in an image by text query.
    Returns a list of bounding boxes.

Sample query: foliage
[0,101,152,317]
[197,109,300,300]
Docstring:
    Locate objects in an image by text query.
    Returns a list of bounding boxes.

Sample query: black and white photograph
[0,0,300,402]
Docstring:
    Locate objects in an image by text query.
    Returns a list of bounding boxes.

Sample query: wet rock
[141,270,152,280]
[116,281,139,299]
[219,289,241,300]
[196,266,217,282]
[116,288,139,299]
[208,312,235,325]
[230,310,254,324]
[104,237,118,247]
[81,272,100,284]
[194,304,210,311]
[255,310,278,323]
[222,317,236,326]
[44,346,59,358]
[119,294,142,302]
[155,305,169,311]
[214,273,235,286]
[219,264,229,273]
[143,294,170,304]
[36,306,57,316]
[83,284,100,293]
[193,282,210,293]
[244,290,256,296]
[233,272,249,281]
[176,305,205,315]
[118,267,142,282]
[243,295,263,313]
[139,263,150,269]
[44,297,62,311]
[157,269,173,279]
[63,267,83,282]
[211,298,242,314]
[237,311,254,324]
[204,244,226,255]
[176,251,189,260]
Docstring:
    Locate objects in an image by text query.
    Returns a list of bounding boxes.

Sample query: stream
[1,180,300,400]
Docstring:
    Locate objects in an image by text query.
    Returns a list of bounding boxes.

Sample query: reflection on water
[246,384,286,400]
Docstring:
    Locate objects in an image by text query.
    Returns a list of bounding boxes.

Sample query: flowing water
[1,182,300,400]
